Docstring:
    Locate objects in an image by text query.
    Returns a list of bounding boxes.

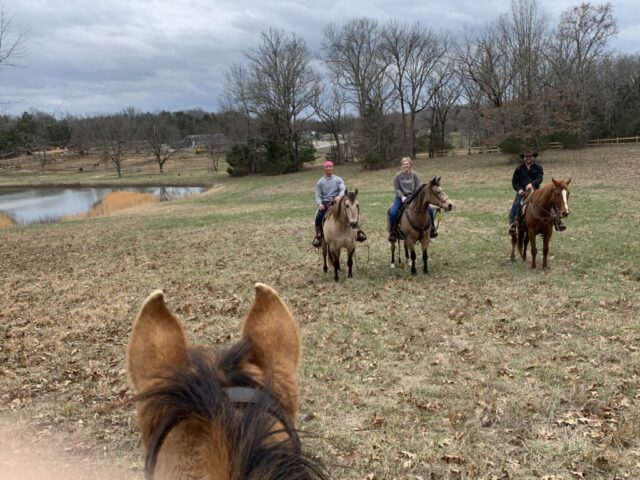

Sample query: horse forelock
[132,341,327,480]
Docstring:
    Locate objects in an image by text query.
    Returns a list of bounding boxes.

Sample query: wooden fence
[432,135,640,158]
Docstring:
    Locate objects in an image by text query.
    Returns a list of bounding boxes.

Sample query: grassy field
[1,146,640,479]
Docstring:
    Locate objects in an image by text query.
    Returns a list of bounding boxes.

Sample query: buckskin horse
[510,178,571,269]
[321,190,361,282]
[126,283,327,480]
[389,177,454,275]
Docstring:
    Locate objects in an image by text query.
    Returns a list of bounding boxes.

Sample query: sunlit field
[1,146,639,479]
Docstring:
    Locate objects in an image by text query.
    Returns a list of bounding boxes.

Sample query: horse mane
[132,340,328,480]
[406,183,431,207]
[326,192,356,221]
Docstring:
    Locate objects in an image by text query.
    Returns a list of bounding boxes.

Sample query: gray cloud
[1,0,638,116]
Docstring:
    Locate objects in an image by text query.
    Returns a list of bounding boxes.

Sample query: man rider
[312,160,366,247]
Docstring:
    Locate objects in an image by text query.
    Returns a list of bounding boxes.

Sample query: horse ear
[241,283,301,416]
[354,188,358,196]
[431,176,436,184]
[344,188,348,195]
[437,176,441,184]
[566,177,572,185]
[552,177,559,187]
[127,291,188,394]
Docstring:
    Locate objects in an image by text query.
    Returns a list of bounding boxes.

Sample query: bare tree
[222,63,254,141]
[1,4,26,110]
[382,20,449,157]
[244,28,317,171]
[323,18,389,118]
[547,2,618,135]
[311,82,349,163]
[95,114,130,178]
[429,60,464,156]
[146,113,180,173]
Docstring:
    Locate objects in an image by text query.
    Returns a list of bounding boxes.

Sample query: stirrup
[356,230,367,242]
[508,223,516,235]
[430,228,438,239]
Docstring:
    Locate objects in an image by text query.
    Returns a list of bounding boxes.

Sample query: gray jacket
[315,175,345,206]
[393,171,420,199]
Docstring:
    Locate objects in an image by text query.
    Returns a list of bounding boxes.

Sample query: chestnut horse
[510,178,572,269]
[127,283,327,480]
[322,190,361,282]
[389,177,454,275]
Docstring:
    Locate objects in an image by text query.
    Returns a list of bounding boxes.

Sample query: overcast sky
[1,0,639,117]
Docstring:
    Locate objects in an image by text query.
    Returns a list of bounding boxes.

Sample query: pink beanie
[323,160,334,167]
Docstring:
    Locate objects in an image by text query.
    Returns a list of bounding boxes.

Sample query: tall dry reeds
[87,191,157,217]
[0,212,17,229]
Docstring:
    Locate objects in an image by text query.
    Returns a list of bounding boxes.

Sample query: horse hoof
[411,270,417,276]
[323,267,328,273]
[390,263,395,269]
[334,278,339,283]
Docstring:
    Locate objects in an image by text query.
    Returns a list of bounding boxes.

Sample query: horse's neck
[533,186,553,208]
[330,198,346,222]
[408,189,429,213]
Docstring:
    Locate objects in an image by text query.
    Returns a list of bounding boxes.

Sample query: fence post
[616,137,619,144]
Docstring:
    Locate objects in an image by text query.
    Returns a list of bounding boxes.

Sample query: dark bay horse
[127,284,327,480]
[389,177,454,275]
[322,190,361,282]
[510,178,571,269]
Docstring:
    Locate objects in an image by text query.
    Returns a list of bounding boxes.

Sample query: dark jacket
[512,162,543,192]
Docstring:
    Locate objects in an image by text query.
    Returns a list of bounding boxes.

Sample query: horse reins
[143,386,290,479]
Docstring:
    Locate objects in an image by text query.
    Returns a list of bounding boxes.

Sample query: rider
[388,157,437,242]
[509,149,557,235]
[312,160,367,247]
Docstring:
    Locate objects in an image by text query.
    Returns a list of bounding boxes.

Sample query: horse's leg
[404,241,409,261]
[529,228,537,269]
[347,247,355,278]
[510,229,517,262]
[422,241,429,274]
[410,245,417,276]
[390,240,396,268]
[542,227,552,269]
[331,248,340,282]
[322,242,328,273]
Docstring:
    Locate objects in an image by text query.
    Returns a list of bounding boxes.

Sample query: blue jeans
[389,197,435,228]
[509,193,522,224]
[315,201,332,227]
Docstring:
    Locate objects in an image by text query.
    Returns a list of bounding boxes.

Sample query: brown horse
[322,190,361,282]
[510,178,572,269]
[127,283,327,480]
[389,177,454,275]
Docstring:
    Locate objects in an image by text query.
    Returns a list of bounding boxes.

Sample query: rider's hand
[401,195,407,203]
[318,204,325,211]
[526,183,533,190]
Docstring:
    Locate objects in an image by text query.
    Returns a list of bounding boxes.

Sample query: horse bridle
[144,386,290,479]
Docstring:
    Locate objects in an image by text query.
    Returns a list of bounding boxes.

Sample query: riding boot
[388,220,397,242]
[508,215,519,235]
[430,225,438,238]
[356,229,367,242]
[312,225,323,248]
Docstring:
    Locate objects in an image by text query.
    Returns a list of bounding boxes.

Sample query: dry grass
[1,146,639,479]
[0,212,16,229]
[87,191,157,217]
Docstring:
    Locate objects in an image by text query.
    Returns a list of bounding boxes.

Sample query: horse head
[127,284,326,480]
[551,177,572,218]
[427,177,454,211]
[343,188,360,229]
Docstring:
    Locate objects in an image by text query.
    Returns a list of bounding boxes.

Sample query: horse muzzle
[445,202,454,211]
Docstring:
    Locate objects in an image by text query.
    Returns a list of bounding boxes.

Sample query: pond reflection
[0,186,204,224]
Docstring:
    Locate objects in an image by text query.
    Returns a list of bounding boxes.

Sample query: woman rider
[388,157,437,242]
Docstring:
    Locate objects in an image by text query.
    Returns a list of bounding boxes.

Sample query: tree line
[2,0,639,176]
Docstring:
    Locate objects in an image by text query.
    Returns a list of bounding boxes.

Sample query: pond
[0,186,204,224]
